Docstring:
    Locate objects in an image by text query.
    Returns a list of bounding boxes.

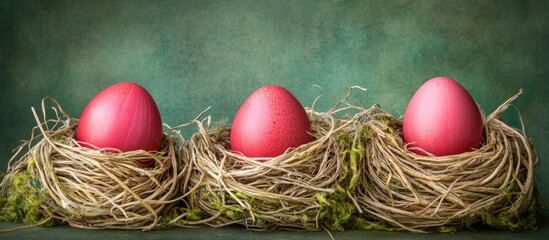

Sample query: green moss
[303,222,318,231]
[314,128,369,231]
[156,207,203,229]
[348,216,403,231]
[504,180,516,204]
[159,206,203,228]
[338,129,367,191]
[251,212,269,228]
[478,186,544,231]
[437,225,458,233]
[0,171,53,225]
[316,188,355,231]
[234,192,254,205]
[211,201,247,221]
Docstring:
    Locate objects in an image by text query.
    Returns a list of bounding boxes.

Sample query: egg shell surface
[77,82,163,154]
[230,85,312,158]
[402,77,484,156]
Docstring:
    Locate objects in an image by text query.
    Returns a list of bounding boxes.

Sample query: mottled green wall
[1,0,548,198]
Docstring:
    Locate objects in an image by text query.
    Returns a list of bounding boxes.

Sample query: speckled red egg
[230,85,312,158]
[403,77,484,156]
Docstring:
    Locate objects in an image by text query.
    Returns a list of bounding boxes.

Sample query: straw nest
[350,90,541,232]
[176,91,367,231]
[1,88,541,234]
[0,98,184,231]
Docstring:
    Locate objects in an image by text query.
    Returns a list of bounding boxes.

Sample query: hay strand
[1,88,541,233]
[352,90,540,232]
[0,98,186,230]
[177,91,366,230]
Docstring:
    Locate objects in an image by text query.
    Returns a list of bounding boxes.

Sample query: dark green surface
[1,0,548,239]
[1,222,548,240]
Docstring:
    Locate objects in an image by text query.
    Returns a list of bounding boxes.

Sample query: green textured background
[1,0,548,239]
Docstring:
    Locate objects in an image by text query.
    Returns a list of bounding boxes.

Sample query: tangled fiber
[0,98,185,231]
[350,90,541,232]
[175,88,369,231]
[1,88,542,234]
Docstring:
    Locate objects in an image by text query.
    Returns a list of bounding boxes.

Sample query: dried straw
[0,98,187,230]
[177,87,368,230]
[350,89,540,232]
[2,88,539,233]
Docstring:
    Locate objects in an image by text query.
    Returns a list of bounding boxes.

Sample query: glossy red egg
[402,77,484,156]
[230,85,312,158]
[77,82,163,164]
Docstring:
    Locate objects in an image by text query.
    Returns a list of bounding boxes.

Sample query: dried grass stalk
[178,100,362,230]
[351,90,540,232]
[0,98,185,230]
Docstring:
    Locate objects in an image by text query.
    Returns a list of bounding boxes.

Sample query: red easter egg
[403,77,484,156]
[77,82,163,165]
[230,85,312,158]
